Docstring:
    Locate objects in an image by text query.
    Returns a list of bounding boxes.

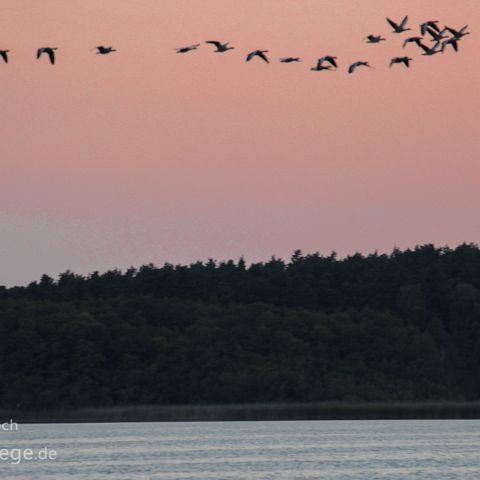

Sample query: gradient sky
[1,0,479,286]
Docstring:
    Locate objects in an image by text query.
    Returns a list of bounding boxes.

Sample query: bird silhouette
[425,27,447,42]
[444,25,470,40]
[0,13,468,77]
[37,47,57,64]
[0,50,9,63]
[176,44,200,53]
[442,38,459,53]
[420,21,440,35]
[310,59,333,72]
[403,37,424,48]
[365,35,386,44]
[348,61,373,74]
[246,50,269,63]
[390,56,412,68]
[280,57,302,63]
[96,46,116,54]
[318,56,338,68]
[386,16,411,33]
[415,40,442,56]
[205,41,234,52]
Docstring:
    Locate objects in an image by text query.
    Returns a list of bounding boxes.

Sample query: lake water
[1,420,479,479]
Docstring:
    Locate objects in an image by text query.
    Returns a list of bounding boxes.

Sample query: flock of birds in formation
[0,17,469,73]
[177,16,470,74]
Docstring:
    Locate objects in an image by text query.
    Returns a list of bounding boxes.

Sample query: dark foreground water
[1,420,479,479]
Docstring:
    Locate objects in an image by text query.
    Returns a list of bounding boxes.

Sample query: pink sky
[1,1,479,286]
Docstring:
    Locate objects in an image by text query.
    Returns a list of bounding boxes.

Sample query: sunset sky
[1,0,478,286]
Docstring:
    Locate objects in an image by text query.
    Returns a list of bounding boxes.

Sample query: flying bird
[390,56,412,68]
[175,44,200,53]
[310,59,333,72]
[365,35,386,44]
[246,50,269,63]
[386,16,411,33]
[444,25,470,40]
[205,41,234,52]
[442,38,459,53]
[37,47,57,64]
[403,37,423,48]
[415,40,442,56]
[318,56,338,68]
[0,50,9,63]
[348,61,373,74]
[425,27,447,42]
[96,46,116,54]
[280,57,302,63]
[420,21,440,35]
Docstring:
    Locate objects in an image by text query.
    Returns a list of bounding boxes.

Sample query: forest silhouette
[1,243,480,409]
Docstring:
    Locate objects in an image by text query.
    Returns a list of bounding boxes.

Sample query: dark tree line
[0,243,480,408]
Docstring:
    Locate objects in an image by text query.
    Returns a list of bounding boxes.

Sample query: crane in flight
[445,25,470,40]
[280,57,302,63]
[365,35,386,44]
[310,59,333,71]
[390,56,412,68]
[403,37,423,48]
[386,16,411,33]
[415,40,442,56]
[37,47,57,64]
[348,61,373,74]
[318,56,338,68]
[96,46,116,54]
[425,28,447,42]
[246,50,269,63]
[205,41,234,52]
[442,38,459,53]
[420,21,440,35]
[175,44,200,53]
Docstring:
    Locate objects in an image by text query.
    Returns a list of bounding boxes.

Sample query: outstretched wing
[246,51,255,62]
[348,63,357,74]
[326,56,337,68]
[37,48,43,59]
[403,37,420,48]
[257,51,269,63]
[206,41,222,49]
[0,51,8,63]
[415,41,430,53]
[386,18,398,30]
[400,16,408,28]
[445,26,459,36]
[47,49,55,64]
[426,27,441,40]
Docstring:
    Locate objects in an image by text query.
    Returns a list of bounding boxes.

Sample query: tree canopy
[1,243,480,408]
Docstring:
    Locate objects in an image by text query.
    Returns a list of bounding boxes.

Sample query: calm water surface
[1,420,479,479]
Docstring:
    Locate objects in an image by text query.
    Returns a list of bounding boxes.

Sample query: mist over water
[2,420,479,479]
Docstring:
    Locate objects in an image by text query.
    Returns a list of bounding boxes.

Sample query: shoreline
[3,402,480,423]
